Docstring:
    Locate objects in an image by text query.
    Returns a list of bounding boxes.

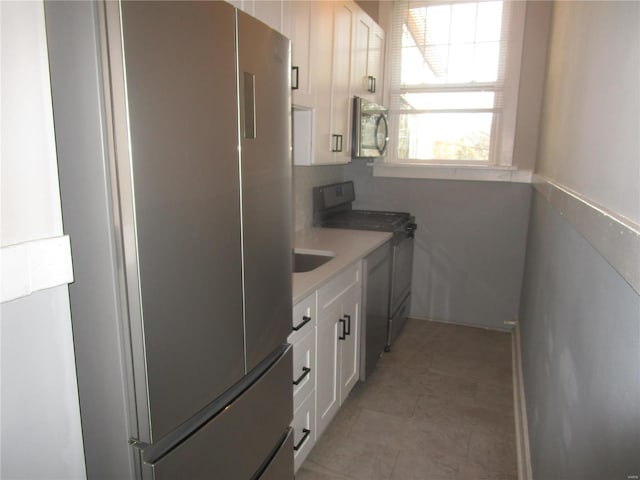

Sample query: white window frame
[375,0,530,183]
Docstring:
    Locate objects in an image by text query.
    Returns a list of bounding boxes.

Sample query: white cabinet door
[352,11,385,103]
[297,1,355,165]
[290,0,314,108]
[329,1,356,163]
[315,262,362,438]
[368,22,385,104]
[229,1,288,34]
[339,282,361,403]
[315,298,341,439]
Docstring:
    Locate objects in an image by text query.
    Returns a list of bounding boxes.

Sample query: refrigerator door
[146,347,293,480]
[236,10,293,372]
[118,1,245,441]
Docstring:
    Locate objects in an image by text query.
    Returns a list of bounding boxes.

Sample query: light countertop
[292,227,392,304]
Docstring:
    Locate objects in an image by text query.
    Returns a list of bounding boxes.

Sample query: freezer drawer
[145,346,293,479]
[258,428,294,480]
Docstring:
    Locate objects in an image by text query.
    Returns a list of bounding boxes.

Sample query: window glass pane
[403,0,504,86]
[448,44,475,83]
[424,5,450,46]
[474,42,500,81]
[400,91,496,111]
[396,112,493,161]
[450,3,477,44]
[476,1,503,42]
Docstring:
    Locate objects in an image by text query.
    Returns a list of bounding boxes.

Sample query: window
[384,0,525,172]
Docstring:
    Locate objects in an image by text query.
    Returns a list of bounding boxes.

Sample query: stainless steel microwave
[352,96,389,158]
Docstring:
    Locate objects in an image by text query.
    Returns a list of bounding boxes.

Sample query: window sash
[387,0,512,165]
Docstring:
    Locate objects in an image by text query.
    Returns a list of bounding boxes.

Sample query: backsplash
[293,165,344,231]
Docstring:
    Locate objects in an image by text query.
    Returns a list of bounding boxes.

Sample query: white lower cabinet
[290,261,362,470]
[315,262,362,439]
[289,292,317,472]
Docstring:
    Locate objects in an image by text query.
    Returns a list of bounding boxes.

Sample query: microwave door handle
[375,114,389,155]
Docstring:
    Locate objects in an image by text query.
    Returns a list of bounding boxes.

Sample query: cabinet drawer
[291,327,315,411]
[290,292,316,344]
[292,390,316,472]
[318,262,361,313]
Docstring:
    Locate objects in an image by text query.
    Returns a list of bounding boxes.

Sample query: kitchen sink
[293,249,335,273]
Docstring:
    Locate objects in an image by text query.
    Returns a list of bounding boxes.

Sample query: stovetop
[313,181,416,234]
[320,209,412,233]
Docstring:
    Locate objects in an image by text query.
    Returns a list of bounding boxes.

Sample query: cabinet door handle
[292,315,312,332]
[338,318,346,340]
[344,314,351,335]
[331,134,343,152]
[292,66,299,90]
[368,75,376,93]
[293,428,311,451]
[293,366,311,386]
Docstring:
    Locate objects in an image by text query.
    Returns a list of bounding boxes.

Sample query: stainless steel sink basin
[293,249,335,273]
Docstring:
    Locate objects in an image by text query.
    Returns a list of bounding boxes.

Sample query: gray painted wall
[519,2,640,479]
[520,194,640,479]
[293,165,344,231]
[344,161,531,330]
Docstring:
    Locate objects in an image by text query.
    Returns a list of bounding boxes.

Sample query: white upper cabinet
[289,1,314,108]
[292,1,385,166]
[228,0,289,35]
[352,11,385,104]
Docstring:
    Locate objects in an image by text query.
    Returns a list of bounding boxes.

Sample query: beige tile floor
[296,318,517,480]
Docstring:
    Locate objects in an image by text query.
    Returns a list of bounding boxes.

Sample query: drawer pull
[338,318,346,340]
[292,366,311,386]
[293,428,311,451]
[292,315,312,332]
[344,314,351,335]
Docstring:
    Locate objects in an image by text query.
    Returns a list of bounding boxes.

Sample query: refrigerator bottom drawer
[148,346,293,480]
[258,427,294,480]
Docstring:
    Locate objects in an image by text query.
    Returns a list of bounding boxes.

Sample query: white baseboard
[512,322,533,480]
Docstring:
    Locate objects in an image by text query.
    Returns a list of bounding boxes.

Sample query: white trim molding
[372,163,533,183]
[532,175,640,295]
[512,322,533,480]
[1,235,74,303]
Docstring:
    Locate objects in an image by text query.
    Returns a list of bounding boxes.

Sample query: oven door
[353,97,389,158]
[389,231,413,317]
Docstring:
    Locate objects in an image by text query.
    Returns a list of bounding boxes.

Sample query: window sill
[371,163,533,183]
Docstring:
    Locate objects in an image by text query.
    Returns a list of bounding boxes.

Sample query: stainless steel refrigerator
[46,1,293,478]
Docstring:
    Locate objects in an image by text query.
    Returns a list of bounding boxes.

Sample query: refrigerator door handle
[243,71,256,139]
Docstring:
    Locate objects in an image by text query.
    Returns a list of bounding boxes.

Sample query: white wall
[0,1,63,245]
[0,1,85,478]
[536,1,640,223]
